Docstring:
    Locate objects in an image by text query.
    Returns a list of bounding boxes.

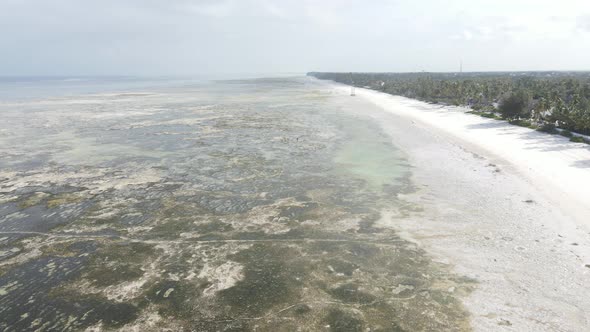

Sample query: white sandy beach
[329,82,590,331]
[361,88,590,228]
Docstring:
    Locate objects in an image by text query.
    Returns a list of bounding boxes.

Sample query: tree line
[308,71,590,137]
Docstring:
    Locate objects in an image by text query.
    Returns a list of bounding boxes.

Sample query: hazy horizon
[2,0,590,76]
[4,69,590,80]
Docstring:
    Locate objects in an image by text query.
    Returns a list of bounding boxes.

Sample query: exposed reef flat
[0,78,473,331]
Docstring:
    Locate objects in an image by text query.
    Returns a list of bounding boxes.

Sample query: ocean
[0,77,470,331]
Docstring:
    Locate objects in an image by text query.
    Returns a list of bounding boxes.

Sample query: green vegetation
[499,90,530,120]
[467,110,501,120]
[570,136,589,143]
[309,71,590,138]
[538,123,558,134]
[508,119,537,129]
[560,130,574,138]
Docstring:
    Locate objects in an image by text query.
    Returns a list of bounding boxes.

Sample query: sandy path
[326,82,590,331]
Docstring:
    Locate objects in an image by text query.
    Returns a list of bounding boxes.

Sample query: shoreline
[337,82,590,240]
[324,80,590,331]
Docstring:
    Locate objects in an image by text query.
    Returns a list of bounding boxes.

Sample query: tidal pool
[0,77,472,331]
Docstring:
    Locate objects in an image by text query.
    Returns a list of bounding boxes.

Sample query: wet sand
[328,81,590,331]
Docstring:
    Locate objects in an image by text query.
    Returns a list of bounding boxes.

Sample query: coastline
[360,85,590,223]
[324,80,590,331]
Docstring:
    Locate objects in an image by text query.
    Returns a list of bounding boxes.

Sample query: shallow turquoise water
[333,115,409,190]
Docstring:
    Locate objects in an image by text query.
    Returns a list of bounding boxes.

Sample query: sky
[1,0,590,76]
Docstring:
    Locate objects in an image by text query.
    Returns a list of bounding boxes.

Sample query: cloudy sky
[1,0,590,76]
